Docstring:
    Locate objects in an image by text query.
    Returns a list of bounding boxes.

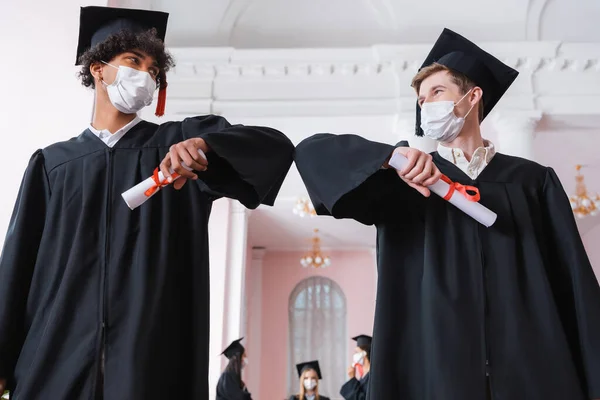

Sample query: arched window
[288,276,347,397]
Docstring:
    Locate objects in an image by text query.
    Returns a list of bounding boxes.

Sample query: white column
[370,247,378,293]
[492,111,542,160]
[208,199,250,398]
[223,200,250,347]
[208,199,231,399]
[393,115,438,153]
[245,247,267,397]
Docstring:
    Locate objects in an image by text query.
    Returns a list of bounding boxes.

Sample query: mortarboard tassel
[155,83,167,117]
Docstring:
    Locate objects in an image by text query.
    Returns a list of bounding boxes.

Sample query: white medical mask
[420,88,475,143]
[352,351,366,366]
[102,61,156,114]
[242,358,249,368]
[303,378,318,390]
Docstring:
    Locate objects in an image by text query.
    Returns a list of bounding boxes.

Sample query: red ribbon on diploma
[144,168,181,197]
[440,175,480,202]
[354,364,364,380]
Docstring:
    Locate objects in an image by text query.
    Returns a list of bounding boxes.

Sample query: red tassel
[155,84,167,117]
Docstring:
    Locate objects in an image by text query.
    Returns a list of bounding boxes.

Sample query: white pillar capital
[492,110,542,134]
[492,110,542,160]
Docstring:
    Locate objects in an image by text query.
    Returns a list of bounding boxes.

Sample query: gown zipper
[479,225,493,400]
[95,148,114,399]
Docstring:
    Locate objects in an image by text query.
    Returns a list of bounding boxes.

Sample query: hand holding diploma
[388,147,497,227]
[121,138,209,210]
[160,137,210,189]
[388,147,443,197]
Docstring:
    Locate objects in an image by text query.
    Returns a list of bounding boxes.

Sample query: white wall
[0,0,106,244]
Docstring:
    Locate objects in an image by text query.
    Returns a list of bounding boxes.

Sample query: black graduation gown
[340,372,370,400]
[216,370,253,400]
[0,115,294,399]
[287,395,331,400]
[295,134,600,400]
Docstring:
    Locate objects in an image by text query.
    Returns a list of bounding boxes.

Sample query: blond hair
[297,368,320,400]
[411,63,484,122]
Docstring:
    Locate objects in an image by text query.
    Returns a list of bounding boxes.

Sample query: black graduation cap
[76,6,169,65]
[414,28,519,136]
[221,338,245,359]
[352,334,372,347]
[296,360,323,379]
[75,6,169,116]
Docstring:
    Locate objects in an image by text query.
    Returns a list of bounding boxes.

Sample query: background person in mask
[217,339,253,400]
[295,28,600,400]
[0,6,294,400]
[289,361,330,400]
[340,335,371,400]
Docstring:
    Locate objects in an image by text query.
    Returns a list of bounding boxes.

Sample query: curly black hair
[77,28,175,89]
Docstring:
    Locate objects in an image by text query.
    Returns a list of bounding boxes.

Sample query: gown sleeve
[181,115,294,209]
[339,378,366,400]
[0,151,50,384]
[216,371,253,400]
[541,167,600,398]
[294,134,419,225]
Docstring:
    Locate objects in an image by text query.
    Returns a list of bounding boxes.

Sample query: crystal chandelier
[300,229,331,268]
[293,197,316,218]
[569,165,600,219]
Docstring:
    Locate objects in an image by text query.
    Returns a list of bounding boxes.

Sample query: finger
[173,177,188,190]
[170,150,197,180]
[403,154,427,181]
[423,167,443,187]
[182,142,208,170]
[185,142,208,168]
[159,154,173,183]
[412,158,433,184]
[398,149,419,176]
[176,144,206,172]
[175,144,197,171]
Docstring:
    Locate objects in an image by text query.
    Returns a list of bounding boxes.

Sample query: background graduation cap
[296,360,323,379]
[414,28,519,136]
[75,6,170,116]
[221,338,245,359]
[352,334,372,347]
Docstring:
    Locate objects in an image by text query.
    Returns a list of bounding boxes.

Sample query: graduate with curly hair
[0,6,293,399]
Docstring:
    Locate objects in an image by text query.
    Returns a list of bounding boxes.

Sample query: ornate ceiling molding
[153,43,600,118]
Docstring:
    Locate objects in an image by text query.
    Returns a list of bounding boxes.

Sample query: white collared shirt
[88,116,142,148]
[437,140,496,179]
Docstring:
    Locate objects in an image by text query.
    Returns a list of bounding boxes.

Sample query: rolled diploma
[121,148,207,210]
[388,153,497,227]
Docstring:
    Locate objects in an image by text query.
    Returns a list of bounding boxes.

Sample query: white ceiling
[247,197,376,251]
[115,0,600,48]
